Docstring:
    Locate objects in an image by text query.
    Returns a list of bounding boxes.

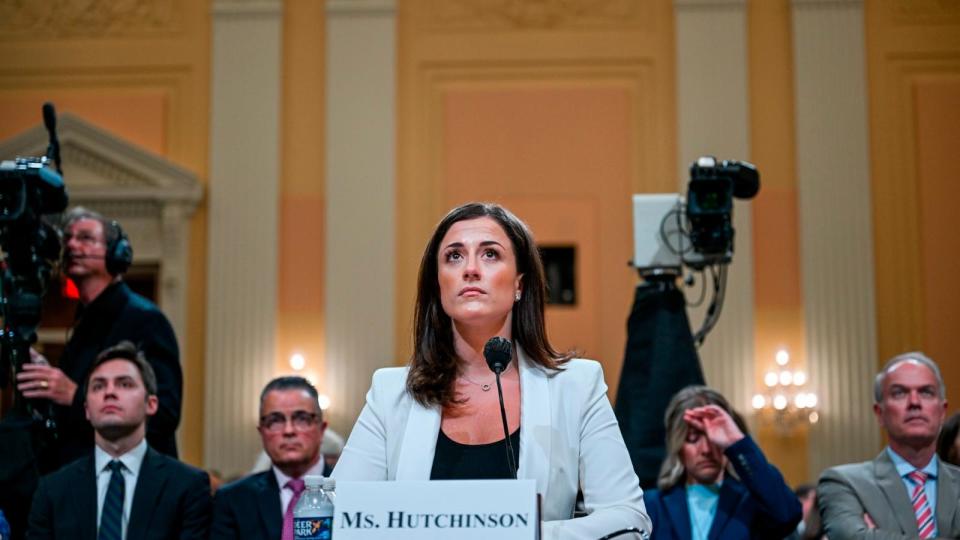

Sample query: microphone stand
[484,336,518,479]
[493,365,518,479]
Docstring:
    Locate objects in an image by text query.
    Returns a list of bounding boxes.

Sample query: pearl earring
[515,291,521,302]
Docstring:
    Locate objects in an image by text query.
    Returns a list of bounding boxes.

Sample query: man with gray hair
[17,207,181,468]
[818,352,960,538]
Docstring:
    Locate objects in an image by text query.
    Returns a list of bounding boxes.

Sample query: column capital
[212,0,282,17]
[327,0,396,16]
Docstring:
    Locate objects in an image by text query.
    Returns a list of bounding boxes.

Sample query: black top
[56,281,181,466]
[430,427,521,480]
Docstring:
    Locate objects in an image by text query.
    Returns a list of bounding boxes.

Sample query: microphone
[43,102,56,132]
[42,102,62,174]
[483,336,517,479]
[483,336,512,374]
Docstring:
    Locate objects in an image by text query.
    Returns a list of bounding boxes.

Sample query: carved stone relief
[418,0,649,31]
[0,0,180,39]
[891,0,960,24]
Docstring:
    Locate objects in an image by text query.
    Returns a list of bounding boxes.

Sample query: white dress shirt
[272,459,327,514]
[95,438,148,540]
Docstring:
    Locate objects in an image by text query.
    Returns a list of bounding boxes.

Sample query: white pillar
[674,0,755,413]
[205,0,282,476]
[325,0,397,437]
[792,0,879,473]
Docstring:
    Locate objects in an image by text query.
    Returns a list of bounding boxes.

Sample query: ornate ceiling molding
[0,0,181,39]
[891,0,960,25]
[418,0,648,31]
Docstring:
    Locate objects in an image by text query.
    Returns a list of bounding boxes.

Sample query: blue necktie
[99,460,125,540]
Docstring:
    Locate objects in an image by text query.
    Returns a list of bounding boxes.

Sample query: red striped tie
[908,470,935,539]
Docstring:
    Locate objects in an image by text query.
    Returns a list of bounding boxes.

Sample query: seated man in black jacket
[27,341,210,540]
[17,207,181,466]
[210,376,329,540]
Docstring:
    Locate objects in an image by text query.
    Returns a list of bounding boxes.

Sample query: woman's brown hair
[406,202,571,407]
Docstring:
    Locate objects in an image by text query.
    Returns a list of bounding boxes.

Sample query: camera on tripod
[630,156,759,346]
[632,156,759,274]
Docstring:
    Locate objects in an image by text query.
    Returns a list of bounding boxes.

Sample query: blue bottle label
[294,516,333,539]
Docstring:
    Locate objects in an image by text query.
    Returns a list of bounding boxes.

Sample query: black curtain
[614,280,704,489]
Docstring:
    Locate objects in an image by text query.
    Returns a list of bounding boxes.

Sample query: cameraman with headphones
[15,207,182,468]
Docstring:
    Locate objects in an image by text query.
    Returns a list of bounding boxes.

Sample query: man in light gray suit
[819,352,960,539]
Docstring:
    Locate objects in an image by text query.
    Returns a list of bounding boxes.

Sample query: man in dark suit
[819,352,960,538]
[210,376,329,540]
[17,207,181,467]
[26,341,210,540]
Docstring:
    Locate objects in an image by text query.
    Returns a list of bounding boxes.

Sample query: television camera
[0,103,68,430]
[631,156,759,345]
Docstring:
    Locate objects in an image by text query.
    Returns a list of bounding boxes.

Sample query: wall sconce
[752,348,818,433]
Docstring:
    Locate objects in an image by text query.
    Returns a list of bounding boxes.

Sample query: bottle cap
[304,475,323,488]
[322,478,336,491]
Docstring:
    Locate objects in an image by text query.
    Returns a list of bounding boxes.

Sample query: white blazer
[333,351,651,540]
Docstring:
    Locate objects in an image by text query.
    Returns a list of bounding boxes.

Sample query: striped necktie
[99,460,125,540]
[908,470,935,539]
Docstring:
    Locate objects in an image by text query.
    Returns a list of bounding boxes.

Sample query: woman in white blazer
[333,202,651,540]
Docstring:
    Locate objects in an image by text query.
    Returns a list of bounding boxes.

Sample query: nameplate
[334,480,539,539]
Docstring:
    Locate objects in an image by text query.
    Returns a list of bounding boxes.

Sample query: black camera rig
[0,103,68,429]
[631,156,760,346]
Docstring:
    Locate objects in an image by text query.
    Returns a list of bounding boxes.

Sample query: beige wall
[396,0,678,396]
[867,0,960,413]
[324,0,397,438]
[747,0,808,485]
[277,0,326,425]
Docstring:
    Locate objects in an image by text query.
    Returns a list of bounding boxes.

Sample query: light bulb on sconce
[773,394,788,410]
[317,394,331,410]
[775,349,790,366]
[290,353,306,371]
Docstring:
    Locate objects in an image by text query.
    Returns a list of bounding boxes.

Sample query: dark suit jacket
[643,436,802,540]
[209,462,333,540]
[56,281,181,466]
[819,451,960,539]
[26,446,211,540]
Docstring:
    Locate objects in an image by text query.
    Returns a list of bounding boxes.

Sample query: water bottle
[322,477,336,504]
[294,475,333,540]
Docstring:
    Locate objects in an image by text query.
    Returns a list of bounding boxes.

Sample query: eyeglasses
[259,411,319,433]
[63,231,104,245]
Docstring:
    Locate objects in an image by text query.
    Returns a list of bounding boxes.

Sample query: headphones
[105,220,133,276]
